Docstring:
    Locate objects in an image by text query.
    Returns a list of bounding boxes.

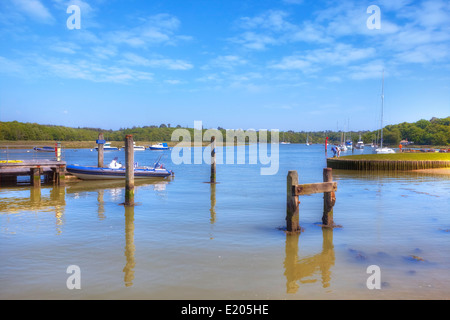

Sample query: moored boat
[34,146,55,152]
[345,140,353,149]
[95,142,120,151]
[149,142,169,150]
[375,70,395,154]
[121,142,146,151]
[66,164,173,180]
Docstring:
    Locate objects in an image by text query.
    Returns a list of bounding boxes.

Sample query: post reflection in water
[123,204,136,287]
[50,186,66,234]
[97,190,105,220]
[284,227,335,293]
[210,183,216,224]
[209,183,217,240]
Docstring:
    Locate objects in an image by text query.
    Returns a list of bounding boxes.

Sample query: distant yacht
[345,139,353,149]
[375,70,395,154]
[338,132,348,151]
[281,132,290,144]
[355,135,364,149]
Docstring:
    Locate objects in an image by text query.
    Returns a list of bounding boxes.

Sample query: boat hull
[95,147,120,151]
[149,147,169,150]
[67,165,172,180]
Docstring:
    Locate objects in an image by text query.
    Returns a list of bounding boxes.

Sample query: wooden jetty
[0,159,66,187]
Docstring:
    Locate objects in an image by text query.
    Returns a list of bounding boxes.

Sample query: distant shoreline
[0,140,245,148]
[1,140,449,149]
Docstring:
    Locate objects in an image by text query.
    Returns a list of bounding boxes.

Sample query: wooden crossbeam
[292,182,337,196]
[286,168,338,232]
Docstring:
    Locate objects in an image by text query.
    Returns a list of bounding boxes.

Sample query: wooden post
[30,167,41,187]
[210,136,216,183]
[124,135,134,206]
[286,170,300,232]
[98,133,104,168]
[322,168,336,226]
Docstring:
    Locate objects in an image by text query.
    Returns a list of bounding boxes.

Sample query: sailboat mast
[380,70,384,149]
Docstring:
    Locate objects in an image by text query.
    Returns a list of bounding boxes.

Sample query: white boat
[375,70,395,154]
[121,142,146,150]
[375,147,395,154]
[338,132,347,151]
[149,142,169,150]
[95,142,120,151]
[306,133,311,145]
[281,133,291,145]
[355,135,364,149]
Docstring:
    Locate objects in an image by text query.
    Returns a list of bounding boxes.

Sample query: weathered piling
[287,168,338,232]
[51,165,65,185]
[30,167,42,188]
[210,136,216,184]
[322,168,335,226]
[286,170,300,232]
[124,135,134,206]
[97,133,104,168]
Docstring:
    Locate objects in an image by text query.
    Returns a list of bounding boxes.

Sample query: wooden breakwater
[327,158,450,171]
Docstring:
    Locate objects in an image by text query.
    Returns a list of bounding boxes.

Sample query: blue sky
[0,0,449,132]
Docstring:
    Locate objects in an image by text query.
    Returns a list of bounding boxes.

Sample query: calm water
[1,144,449,299]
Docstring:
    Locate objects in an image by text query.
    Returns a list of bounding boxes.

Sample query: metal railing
[0,144,65,162]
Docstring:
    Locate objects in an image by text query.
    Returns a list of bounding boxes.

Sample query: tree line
[0,117,449,146]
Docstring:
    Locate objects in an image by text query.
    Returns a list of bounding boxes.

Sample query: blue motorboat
[149,142,169,150]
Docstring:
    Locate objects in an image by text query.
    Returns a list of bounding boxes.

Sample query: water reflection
[210,183,216,224]
[0,185,66,234]
[209,183,216,240]
[333,169,450,182]
[97,190,105,220]
[284,227,335,293]
[123,205,135,287]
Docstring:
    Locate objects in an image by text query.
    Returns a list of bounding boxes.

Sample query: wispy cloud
[270,44,376,73]
[12,0,54,24]
[121,52,193,70]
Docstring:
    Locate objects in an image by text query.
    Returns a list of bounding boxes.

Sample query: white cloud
[107,13,191,48]
[203,55,248,69]
[121,52,193,70]
[12,0,54,24]
[270,44,375,73]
